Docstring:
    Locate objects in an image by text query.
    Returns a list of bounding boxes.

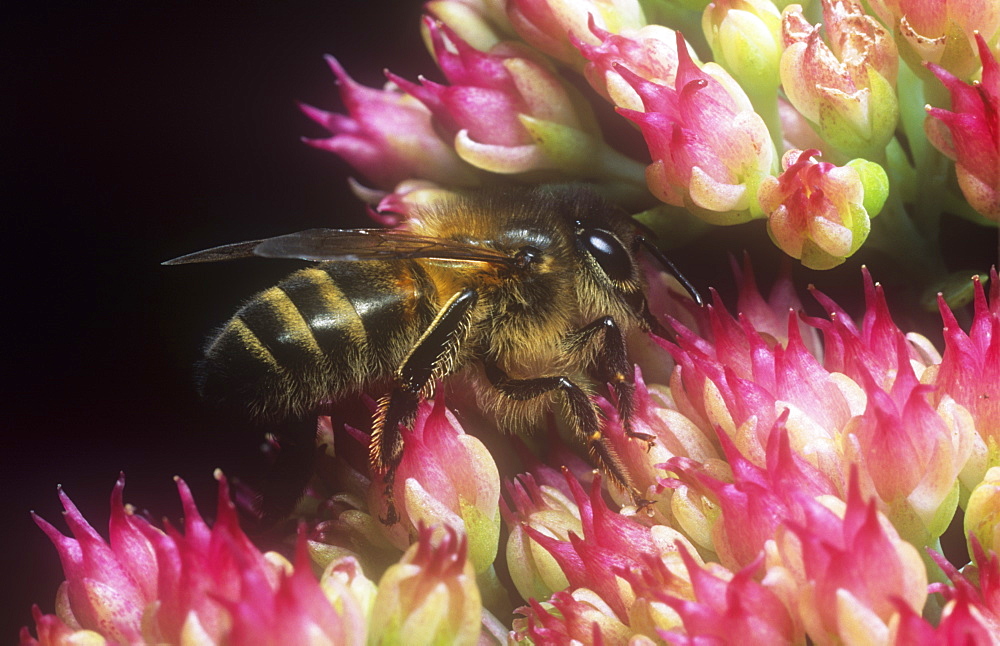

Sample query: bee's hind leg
[371,389,418,525]
[484,361,646,506]
[371,288,479,525]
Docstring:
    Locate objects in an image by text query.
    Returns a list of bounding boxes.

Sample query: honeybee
[166,186,702,522]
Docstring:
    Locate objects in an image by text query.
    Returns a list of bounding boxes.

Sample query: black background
[4,1,431,636]
[4,1,995,640]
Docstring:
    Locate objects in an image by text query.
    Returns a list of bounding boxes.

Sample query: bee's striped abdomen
[279,267,368,365]
[199,259,439,419]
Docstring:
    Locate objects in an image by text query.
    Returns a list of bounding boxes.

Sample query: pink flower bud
[513,588,633,642]
[300,57,478,189]
[29,476,157,643]
[574,17,686,111]
[23,474,370,645]
[932,269,1000,487]
[591,368,718,522]
[806,268,936,390]
[392,18,640,182]
[867,0,1000,80]
[757,149,876,269]
[368,397,502,575]
[505,0,647,67]
[660,288,852,475]
[665,413,837,570]
[894,540,1000,642]
[766,472,929,644]
[846,346,976,544]
[516,470,697,622]
[654,548,802,645]
[617,31,776,222]
[368,525,482,645]
[780,3,899,157]
[925,34,1000,221]
[502,473,579,602]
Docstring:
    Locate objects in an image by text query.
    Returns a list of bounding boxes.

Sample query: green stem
[476,565,512,620]
[919,537,949,623]
[868,188,948,283]
[593,142,659,210]
[943,192,1000,227]
[598,142,649,188]
[915,149,949,241]
[896,59,930,168]
[866,63,958,288]
[747,86,782,167]
[884,137,916,202]
[894,64,956,261]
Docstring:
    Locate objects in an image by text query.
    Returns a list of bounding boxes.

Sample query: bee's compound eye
[579,228,633,282]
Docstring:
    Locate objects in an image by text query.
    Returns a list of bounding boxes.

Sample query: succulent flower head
[368,524,482,645]
[653,547,801,645]
[505,0,648,67]
[758,149,882,269]
[574,17,686,111]
[702,0,784,96]
[22,474,379,645]
[368,396,501,574]
[780,2,900,158]
[300,56,478,190]
[664,412,838,570]
[925,34,1000,221]
[502,472,580,602]
[765,471,929,644]
[867,0,1000,79]
[617,31,776,223]
[932,269,1000,486]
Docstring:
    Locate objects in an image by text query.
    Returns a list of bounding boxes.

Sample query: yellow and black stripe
[198,259,439,419]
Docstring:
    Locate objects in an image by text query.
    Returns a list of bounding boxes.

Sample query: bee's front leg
[484,361,646,506]
[567,316,654,447]
[371,288,478,524]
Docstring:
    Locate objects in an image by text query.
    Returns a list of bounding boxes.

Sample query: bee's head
[573,217,641,292]
[560,186,644,298]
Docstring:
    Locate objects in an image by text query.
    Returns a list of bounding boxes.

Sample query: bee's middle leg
[484,361,643,503]
[568,316,654,446]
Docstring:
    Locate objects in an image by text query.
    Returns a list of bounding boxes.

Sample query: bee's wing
[163,228,515,266]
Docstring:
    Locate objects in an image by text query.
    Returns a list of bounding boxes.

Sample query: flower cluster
[303,0,995,279]
[23,0,1000,644]
[25,265,1000,643]
[21,473,497,645]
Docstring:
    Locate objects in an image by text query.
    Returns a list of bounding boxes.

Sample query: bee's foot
[379,504,400,525]
[379,476,400,525]
[634,497,657,517]
[626,430,656,450]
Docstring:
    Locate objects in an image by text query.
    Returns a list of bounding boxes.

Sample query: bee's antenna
[636,236,704,306]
